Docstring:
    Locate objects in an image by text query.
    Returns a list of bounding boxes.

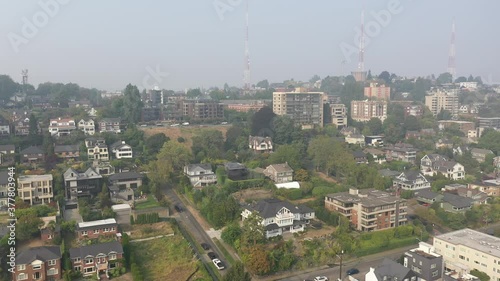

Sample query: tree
[192,130,224,161]
[209,89,226,100]
[366,118,383,135]
[294,169,309,182]
[0,75,20,100]
[223,261,251,281]
[251,106,275,136]
[145,133,169,155]
[256,79,269,89]
[478,129,500,155]
[271,116,301,145]
[123,84,143,124]
[378,71,391,84]
[437,109,452,120]
[309,75,321,83]
[148,141,192,187]
[241,211,265,246]
[98,183,112,209]
[245,244,271,275]
[403,115,421,131]
[437,73,453,84]
[186,88,202,98]
[455,76,467,83]
[366,70,373,80]
[28,114,39,136]
[16,208,44,241]
[267,143,304,170]
[470,269,490,281]
[221,223,243,247]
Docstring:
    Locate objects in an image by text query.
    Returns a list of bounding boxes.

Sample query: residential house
[14,116,41,136]
[345,133,365,145]
[441,193,473,213]
[445,187,488,205]
[364,147,386,164]
[13,246,62,281]
[85,137,109,161]
[70,241,123,278]
[403,242,443,281]
[470,148,494,163]
[108,171,143,189]
[40,216,59,242]
[433,229,500,281]
[20,146,44,166]
[378,169,401,178]
[435,139,454,149]
[263,163,293,183]
[69,100,91,108]
[340,127,358,136]
[384,143,417,164]
[393,171,431,192]
[76,219,118,239]
[415,189,443,206]
[54,144,80,160]
[98,118,122,134]
[405,130,421,140]
[0,171,9,210]
[17,174,53,206]
[63,168,102,206]
[110,141,133,159]
[92,161,115,176]
[248,136,273,153]
[48,117,76,137]
[365,258,418,281]
[183,164,217,187]
[224,162,248,181]
[325,188,407,231]
[494,156,500,169]
[0,144,15,166]
[468,179,500,197]
[78,119,96,135]
[420,154,465,180]
[353,150,368,164]
[241,198,315,238]
[0,118,10,136]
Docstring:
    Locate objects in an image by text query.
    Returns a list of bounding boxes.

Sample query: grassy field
[128,221,174,240]
[134,195,160,210]
[132,235,211,281]
[140,125,229,148]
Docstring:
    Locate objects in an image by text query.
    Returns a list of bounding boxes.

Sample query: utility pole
[337,249,344,281]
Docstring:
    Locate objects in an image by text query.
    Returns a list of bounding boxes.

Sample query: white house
[183,164,217,187]
[110,141,132,159]
[48,118,76,137]
[420,154,465,180]
[241,198,315,238]
[393,171,431,191]
[78,119,96,135]
[85,138,109,161]
[248,135,273,153]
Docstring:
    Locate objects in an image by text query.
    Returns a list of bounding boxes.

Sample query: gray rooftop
[326,189,404,208]
[54,144,80,153]
[244,198,313,219]
[108,171,143,181]
[442,193,474,208]
[17,246,61,265]
[375,258,416,281]
[69,241,123,259]
[20,146,43,154]
[435,228,500,258]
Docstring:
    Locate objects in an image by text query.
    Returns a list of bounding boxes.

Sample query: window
[109,254,117,260]
[82,231,87,236]
[47,268,58,276]
[17,264,26,271]
[85,258,93,264]
[73,257,81,263]
[74,266,81,271]
[431,263,436,269]
[17,273,28,280]
[94,229,99,234]
[48,259,56,266]
[32,264,41,270]
[84,267,95,273]
[432,271,439,277]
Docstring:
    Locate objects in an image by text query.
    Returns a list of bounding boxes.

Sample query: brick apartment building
[70,241,123,278]
[13,246,62,281]
[76,218,118,239]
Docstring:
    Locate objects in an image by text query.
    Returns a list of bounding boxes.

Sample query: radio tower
[243,0,251,93]
[351,10,366,82]
[447,19,456,81]
[21,69,28,94]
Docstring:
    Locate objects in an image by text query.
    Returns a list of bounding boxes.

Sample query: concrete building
[272,88,325,128]
[181,99,224,121]
[433,229,500,281]
[64,168,102,205]
[478,117,500,130]
[403,242,443,281]
[364,83,391,100]
[330,103,348,128]
[351,100,388,122]
[438,120,475,135]
[17,174,54,206]
[425,89,459,116]
[325,188,407,231]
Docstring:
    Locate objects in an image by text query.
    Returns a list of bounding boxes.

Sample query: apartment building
[325,188,407,231]
[181,99,224,121]
[364,83,391,100]
[48,117,76,137]
[17,174,54,205]
[478,117,500,130]
[350,100,388,122]
[433,229,500,281]
[424,89,459,116]
[403,242,443,281]
[76,218,118,239]
[273,88,325,128]
[330,103,348,128]
[13,246,62,281]
[437,120,475,135]
[0,171,9,210]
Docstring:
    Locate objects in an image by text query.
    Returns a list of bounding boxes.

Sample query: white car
[314,277,329,281]
[182,122,189,126]
[212,258,225,270]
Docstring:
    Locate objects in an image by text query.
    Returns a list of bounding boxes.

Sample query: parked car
[212,258,225,270]
[207,252,217,260]
[314,276,329,281]
[174,205,183,212]
[182,122,189,126]
[221,122,228,125]
[201,243,210,251]
[346,268,360,275]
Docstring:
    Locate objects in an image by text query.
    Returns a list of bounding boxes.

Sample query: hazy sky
[1,0,499,91]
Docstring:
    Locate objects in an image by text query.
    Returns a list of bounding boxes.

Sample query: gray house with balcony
[184,164,217,187]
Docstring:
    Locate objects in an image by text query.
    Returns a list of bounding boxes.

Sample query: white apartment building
[433,229,500,281]
[17,174,54,205]
[330,104,347,128]
[48,118,77,137]
[78,119,96,135]
[425,89,459,116]
[273,88,325,128]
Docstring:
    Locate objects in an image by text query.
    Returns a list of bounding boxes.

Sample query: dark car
[201,243,210,251]
[174,205,183,212]
[207,252,217,260]
[346,268,360,275]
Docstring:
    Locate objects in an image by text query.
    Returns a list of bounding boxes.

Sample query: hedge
[223,178,267,193]
[134,213,160,224]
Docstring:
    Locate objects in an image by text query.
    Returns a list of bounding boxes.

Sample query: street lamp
[337,250,344,281]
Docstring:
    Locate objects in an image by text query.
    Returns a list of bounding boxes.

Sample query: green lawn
[134,195,160,210]
[213,238,236,265]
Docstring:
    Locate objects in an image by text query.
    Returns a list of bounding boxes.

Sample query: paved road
[162,187,228,274]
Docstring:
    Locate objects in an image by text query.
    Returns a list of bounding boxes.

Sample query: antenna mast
[447,19,456,80]
[243,0,251,92]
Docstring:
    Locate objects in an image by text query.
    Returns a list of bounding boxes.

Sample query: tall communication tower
[351,10,366,82]
[447,19,456,80]
[243,0,251,92]
[21,69,29,93]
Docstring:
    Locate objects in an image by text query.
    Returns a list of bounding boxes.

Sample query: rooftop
[326,189,403,208]
[18,174,53,181]
[77,218,117,229]
[434,228,500,258]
